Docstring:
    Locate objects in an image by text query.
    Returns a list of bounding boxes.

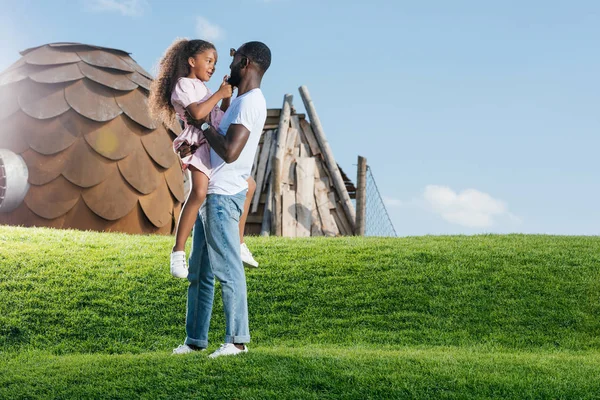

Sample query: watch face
[201,122,209,131]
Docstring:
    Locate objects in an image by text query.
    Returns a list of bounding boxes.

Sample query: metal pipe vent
[0,149,29,213]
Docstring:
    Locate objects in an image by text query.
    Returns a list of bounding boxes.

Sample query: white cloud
[423,185,519,228]
[87,0,148,17]
[196,17,224,42]
[383,196,403,208]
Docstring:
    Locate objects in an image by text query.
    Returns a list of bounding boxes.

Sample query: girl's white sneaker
[240,243,258,268]
[170,251,188,278]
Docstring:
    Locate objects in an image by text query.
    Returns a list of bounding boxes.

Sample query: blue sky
[1,0,598,236]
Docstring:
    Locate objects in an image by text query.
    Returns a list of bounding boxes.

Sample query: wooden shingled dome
[0,43,184,234]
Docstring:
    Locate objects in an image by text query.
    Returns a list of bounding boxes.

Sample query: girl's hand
[177,142,198,159]
[217,75,233,99]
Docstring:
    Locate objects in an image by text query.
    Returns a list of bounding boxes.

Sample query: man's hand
[177,142,198,159]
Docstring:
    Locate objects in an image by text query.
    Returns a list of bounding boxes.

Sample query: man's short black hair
[241,41,271,73]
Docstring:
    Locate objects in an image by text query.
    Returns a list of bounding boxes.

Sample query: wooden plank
[331,208,351,236]
[267,109,281,117]
[299,118,321,156]
[291,118,301,154]
[251,130,274,213]
[285,158,296,187]
[295,157,316,237]
[299,134,311,158]
[328,191,337,210]
[282,185,297,237]
[273,94,293,236]
[244,224,262,236]
[290,115,301,131]
[333,206,353,236]
[250,138,261,180]
[314,179,338,237]
[246,215,265,224]
[299,85,355,233]
[293,127,301,157]
[315,160,331,189]
[310,192,324,237]
[282,128,298,186]
[285,128,298,156]
[263,129,278,192]
[260,180,272,236]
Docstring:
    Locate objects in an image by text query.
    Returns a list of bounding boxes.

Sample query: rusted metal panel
[0,201,67,228]
[0,82,24,120]
[47,42,84,48]
[128,71,152,91]
[0,111,30,154]
[20,148,70,185]
[115,88,157,130]
[0,64,34,86]
[61,199,110,231]
[104,202,160,234]
[60,109,105,137]
[78,62,138,91]
[2,57,26,73]
[84,115,139,161]
[49,43,130,56]
[23,45,82,65]
[22,112,78,155]
[117,139,160,195]
[77,49,135,73]
[61,139,116,188]
[81,170,138,221]
[29,63,83,84]
[120,55,153,79]
[164,164,185,203]
[138,177,172,228]
[24,175,80,219]
[18,80,70,119]
[140,125,177,169]
[65,79,123,122]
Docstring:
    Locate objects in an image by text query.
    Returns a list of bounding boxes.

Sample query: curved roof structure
[0,43,184,234]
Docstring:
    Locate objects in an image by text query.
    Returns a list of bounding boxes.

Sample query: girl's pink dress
[171,77,224,176]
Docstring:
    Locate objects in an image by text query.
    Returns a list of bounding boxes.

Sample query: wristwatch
[200,122,211,132]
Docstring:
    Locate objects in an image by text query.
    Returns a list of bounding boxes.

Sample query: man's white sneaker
[170,251,188,278]
[172,344,205,355]
[208,343,248,358]
[240,243,258,268]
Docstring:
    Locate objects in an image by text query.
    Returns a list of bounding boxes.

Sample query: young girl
[149,39,259,279]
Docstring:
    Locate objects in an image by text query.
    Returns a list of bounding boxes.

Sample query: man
[172,41,271,358]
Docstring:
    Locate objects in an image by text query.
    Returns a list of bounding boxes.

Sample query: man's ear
[241,57,248,68]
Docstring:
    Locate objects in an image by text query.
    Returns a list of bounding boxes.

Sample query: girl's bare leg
[173,166,208,252]
[239,176,256,243]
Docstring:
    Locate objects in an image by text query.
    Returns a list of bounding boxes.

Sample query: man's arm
[202,123,250,164]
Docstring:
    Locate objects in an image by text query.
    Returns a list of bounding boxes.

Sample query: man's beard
[228,64,242,87]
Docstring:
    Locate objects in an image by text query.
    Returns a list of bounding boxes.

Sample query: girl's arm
[186,77,232,120]
[220,96,231,113]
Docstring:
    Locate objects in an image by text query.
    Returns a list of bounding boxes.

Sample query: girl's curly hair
[149,38,216,126]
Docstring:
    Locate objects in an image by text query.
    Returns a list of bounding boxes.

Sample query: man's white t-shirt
[208,88,267,195]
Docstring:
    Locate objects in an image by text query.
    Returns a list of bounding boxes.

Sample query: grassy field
[1,226,599,399]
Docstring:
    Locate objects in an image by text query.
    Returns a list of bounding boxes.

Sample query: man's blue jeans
[184,190,250,348]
